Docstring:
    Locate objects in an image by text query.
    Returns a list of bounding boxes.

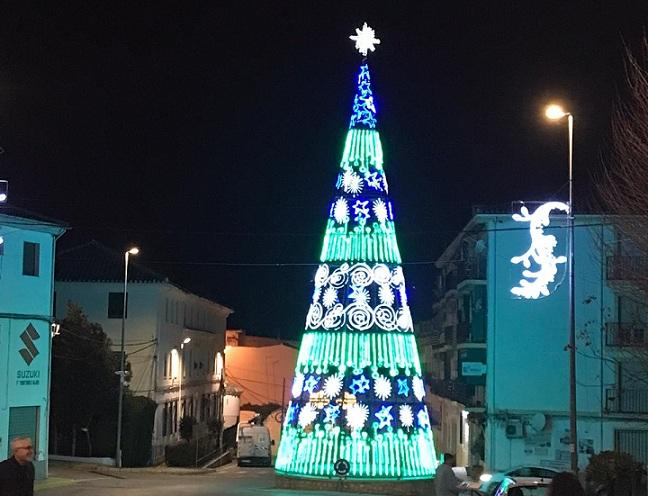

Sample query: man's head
[443,453,456,466]
[11,437,34,464]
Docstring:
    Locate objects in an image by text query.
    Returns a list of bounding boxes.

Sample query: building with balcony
[54,241,232,463]
[420,210,648,472]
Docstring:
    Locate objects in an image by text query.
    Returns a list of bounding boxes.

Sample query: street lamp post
[115,247,139,468]
[545,104,577,473]
[177,337,191,435]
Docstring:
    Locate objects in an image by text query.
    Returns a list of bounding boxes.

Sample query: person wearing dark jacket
[0,437,35,496]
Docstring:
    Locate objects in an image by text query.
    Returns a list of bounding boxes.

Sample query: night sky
[1,2,647,339]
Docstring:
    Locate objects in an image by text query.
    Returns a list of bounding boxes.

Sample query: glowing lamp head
[182,337,191,345]
[0,193,6,203]
[127,247,140,255]
[545,104,567,120]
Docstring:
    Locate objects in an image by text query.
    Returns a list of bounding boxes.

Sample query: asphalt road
[37,462,380,496]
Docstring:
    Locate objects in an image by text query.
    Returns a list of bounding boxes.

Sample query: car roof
[506,466,559,473]
[508,476,551,486]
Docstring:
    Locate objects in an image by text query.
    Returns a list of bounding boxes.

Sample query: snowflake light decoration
[298,403,318,428]
[342,171,363,195]
[397,378,410,396]
[412,376,426,402]
[373,375,392,400]
[349,375,370,395]
[375,405,393,429]
[322,287,338,308]
[324,403,341,424]
[346,403,369,429]
[378,285,395,306]
[373,198,388,224]
[349,287,370,305]
[417,407,431,429]
[304,375,320,394]
[323,374,343,398]
[333,197,350,224]
[349,23,381,57]
[292,374,305,398]
[352,200,370,223]
[399,404,414,428]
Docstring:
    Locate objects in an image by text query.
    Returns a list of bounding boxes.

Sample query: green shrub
[121,395,157,467]
[586,450,642,494]
[179,416,196,441]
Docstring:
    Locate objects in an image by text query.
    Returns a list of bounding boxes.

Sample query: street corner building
[54,241,232,463]
[274,25,438,482]
[0,207,66,479]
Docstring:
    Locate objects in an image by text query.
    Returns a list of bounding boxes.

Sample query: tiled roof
[56,240,169,283]
[0,205,67,228]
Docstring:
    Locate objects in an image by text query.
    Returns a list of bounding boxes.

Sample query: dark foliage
[121,395,157,467]
[49,303,120,457]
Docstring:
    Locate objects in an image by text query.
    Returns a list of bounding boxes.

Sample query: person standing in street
[435,453,466,496]
[0,437,35,496]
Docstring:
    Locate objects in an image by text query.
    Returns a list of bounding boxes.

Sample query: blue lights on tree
[349,64,377,129]
[397,378,410,396]
[375,405,394,429]
[349,375,371,395]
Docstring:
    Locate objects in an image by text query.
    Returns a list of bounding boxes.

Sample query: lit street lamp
[177,337,191,435]
[115,246,139,468]
[545,103,577,473]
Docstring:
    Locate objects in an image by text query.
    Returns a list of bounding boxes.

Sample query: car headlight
[480,473,493,482]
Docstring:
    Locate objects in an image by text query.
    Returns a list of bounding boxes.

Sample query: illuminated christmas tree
[275,23,437,480]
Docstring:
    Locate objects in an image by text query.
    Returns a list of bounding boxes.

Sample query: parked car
[236,423,273,467]
[491,476,550,495]
[480,466,559,495]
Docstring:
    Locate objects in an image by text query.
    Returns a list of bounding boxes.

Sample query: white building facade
[0,209,65,479]
[54,241,232,462]
[422,211,648,472]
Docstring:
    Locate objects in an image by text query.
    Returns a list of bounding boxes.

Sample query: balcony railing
[607,256,648,280]
[606,323,648,347]
[456,321,486,344]
[606,388,648,414]
[457,260,486,284]
[427,376,482,408]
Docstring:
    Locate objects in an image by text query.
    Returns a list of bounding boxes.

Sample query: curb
[35,477,77,492]
[91,466,218,477]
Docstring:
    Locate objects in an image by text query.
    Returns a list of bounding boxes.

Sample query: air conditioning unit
[505,420,524,439]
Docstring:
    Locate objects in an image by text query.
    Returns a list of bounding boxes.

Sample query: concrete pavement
[36,462,382,496]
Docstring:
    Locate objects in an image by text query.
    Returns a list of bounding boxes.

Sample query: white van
[236,423,272,467]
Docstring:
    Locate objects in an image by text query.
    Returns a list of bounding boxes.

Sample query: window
[171,401,177,433]
[108,292,127,319]
[162,404,168,437]
[22,242,40,276]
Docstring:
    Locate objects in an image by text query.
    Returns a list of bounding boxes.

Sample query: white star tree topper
[349,23,381,56]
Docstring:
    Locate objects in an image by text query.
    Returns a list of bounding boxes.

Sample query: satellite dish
[530,413,546,431]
